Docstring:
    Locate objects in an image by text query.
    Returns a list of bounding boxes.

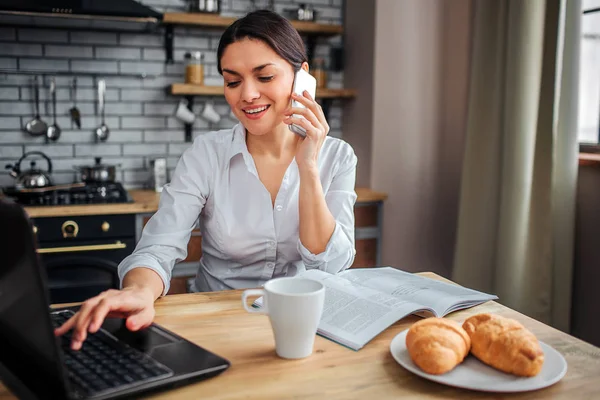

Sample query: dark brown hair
[217,10,307,74]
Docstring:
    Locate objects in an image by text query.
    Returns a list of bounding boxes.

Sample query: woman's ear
[301,62,309,73]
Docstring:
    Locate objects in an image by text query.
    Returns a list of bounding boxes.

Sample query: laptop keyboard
[51,310,173,398]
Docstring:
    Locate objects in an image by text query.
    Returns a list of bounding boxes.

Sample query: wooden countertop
[355,187,388,203]
[23,190,160,218]
[1,272,597,399]
[24,188,388,218]
[579,153,600,166]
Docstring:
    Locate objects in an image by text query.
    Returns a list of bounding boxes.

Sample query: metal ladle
[46,78,61,142]
[24,76,48,136]
[95,79,109,142]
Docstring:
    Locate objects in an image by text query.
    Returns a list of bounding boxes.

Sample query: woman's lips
[242,105,270,120]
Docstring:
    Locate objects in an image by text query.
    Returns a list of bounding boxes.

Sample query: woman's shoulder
[321,136,357,163]
[190,125,239,149]
[181,124,243,162]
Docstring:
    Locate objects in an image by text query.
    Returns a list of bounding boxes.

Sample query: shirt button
[275,205,283,211]
[266,262,275,268]
[268,240,276,248]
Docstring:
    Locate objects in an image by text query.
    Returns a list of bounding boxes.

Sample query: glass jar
[185,51,204,85]
[188,0,220,14]
[312,58,327,89]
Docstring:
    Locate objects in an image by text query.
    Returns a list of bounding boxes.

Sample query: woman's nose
[240,82,260,102]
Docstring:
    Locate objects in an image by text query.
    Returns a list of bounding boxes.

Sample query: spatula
[69,77,81,129]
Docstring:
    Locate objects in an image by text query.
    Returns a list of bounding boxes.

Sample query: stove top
[1,182,133,206]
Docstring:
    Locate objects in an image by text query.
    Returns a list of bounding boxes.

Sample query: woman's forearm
[298,166,336,254]
[122,267,165,301]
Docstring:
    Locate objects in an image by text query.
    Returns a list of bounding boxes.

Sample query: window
[579,0,600,145]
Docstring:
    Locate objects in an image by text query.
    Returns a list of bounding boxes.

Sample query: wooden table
[1,273,599,399]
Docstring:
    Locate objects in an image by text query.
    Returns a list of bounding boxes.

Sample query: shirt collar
[228,123,259,176]
[228,123,248,161]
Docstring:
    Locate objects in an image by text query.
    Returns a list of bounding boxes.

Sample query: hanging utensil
[95,79,109,142]
[24,75,48,137]
[46,77,61,142]
[69,77,81,129]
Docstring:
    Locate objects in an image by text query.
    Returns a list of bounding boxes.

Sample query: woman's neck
[246,123,300,159]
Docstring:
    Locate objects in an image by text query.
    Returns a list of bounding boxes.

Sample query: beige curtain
[452,0,581,332]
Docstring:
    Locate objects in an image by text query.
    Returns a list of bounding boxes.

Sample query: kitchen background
[1,0,599,349]
[0,0,344,189]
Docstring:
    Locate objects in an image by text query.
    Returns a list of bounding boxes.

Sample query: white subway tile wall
[0,0,344,188]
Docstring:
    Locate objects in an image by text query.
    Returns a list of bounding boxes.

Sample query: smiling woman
[54,9,358,351]
[217,10,307,138]
[220,38,298,135]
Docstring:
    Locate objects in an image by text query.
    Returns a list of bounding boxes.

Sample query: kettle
[5,151,54,190]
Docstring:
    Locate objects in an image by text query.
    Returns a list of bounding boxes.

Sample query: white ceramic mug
[201,102,221,123]
[242,277,325,359]
[174,99,196,124]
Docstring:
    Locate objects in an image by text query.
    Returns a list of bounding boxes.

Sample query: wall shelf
[162,13,343,36]
[162,13,343,64]
[170,84,356,99]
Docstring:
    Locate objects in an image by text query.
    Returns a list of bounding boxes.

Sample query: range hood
[0,0,163,32]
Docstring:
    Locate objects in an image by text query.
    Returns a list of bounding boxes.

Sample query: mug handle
[242,289,267,313]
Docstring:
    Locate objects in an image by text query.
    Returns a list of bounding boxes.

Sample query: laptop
[0,199,230,400]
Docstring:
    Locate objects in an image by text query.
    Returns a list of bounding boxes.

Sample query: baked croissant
[462,313,544,377]
[405,318,471,375]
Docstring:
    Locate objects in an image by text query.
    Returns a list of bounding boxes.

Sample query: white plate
[390,329,567,393]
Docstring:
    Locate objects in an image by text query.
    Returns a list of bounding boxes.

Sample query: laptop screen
[0,200,69,399]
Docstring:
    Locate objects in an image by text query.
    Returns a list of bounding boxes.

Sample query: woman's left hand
[284,90,330,171]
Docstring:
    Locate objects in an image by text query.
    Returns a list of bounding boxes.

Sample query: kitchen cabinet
[353,204,380,268]
[353,238,377,267]
[168,276,191,295]
[31,214,137,303]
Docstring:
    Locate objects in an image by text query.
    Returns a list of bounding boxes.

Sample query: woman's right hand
[54,285,156,350]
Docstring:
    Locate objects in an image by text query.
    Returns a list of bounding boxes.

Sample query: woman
[56,10,357,350]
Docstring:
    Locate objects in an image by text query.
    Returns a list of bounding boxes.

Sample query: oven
[1,178,135,304]
[32,214,136,304]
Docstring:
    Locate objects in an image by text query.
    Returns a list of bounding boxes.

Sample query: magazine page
[338,267,498,316]
[294,270,432,350]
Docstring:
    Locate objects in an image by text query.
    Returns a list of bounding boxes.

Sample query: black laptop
[0,199,230,400]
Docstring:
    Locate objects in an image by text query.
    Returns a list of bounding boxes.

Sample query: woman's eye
[226,81,240,88]
[258,76,274,82]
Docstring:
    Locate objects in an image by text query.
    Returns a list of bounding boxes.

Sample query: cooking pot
[74,157,119,183]
[5,151,54,190]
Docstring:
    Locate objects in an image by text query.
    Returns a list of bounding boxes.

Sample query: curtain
[452,0,581,332]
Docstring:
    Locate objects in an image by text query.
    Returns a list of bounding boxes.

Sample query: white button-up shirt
[118,124,358,294]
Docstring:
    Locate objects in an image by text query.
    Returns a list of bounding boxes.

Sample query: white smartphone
[289,68,317,137]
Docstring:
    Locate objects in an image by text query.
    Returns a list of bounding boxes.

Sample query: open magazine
[255,267,497,351]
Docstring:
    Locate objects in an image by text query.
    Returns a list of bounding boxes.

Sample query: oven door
[38,238,135,304]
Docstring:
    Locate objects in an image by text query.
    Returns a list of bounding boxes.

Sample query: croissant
[405,318,471,375]
[462,313,544,377]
